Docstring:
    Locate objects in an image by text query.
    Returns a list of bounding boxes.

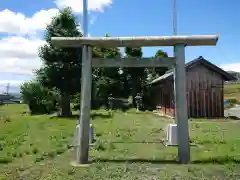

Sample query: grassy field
[1,104,240,179]
[224,83,240,102]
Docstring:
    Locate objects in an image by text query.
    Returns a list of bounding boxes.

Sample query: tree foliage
[20,81,60,114]
[37,7,82,116]
[154,49,169,76]
[25,8,170,114]
[124,47,145,107]
[147,49,169,82]
[92,34,124,106]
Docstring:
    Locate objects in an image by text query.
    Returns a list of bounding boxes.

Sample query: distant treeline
[225,81,240,85]
[227,71,240,81]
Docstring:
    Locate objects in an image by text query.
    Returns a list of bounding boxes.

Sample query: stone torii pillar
[52,35,218,164]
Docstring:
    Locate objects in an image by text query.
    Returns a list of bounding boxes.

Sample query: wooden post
[174,43,190,164]
[77,46,92,164]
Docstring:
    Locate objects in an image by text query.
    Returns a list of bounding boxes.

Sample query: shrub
[71,93,80,111]
[93,140,106,151]
[0,157,12,164]
[20,81,60,114]
[228,98,239,105]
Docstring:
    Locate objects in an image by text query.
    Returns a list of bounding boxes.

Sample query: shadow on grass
[91,113,112,120]
[190,116,240,121]
[192,157,240,164]
[50,112,112,120]
[92,157,240,165]
[50,114,79,119]
[225,116,240,120]
[92,158,179,164]
[109,141,165,144]
[108,141,197,147]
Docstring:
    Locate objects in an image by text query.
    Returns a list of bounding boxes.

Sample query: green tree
[124,47,145,107]
[141,49,169,110]
[92,34,124,105]
[155,49,168,58]
[71,34,123,109]
[154,49,168,76]
[20,81,60,114]
[38,7,82,116]
[148,49,169,82]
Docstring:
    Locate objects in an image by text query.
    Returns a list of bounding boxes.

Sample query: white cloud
[55,0,112,13]
[0,0,112,76]
[220,63,240,72]
[0,8,56,75]
[0,36,44,75]
[0,9,59,35]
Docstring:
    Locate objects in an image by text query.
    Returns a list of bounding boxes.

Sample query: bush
[20,81,60,114]
[72,93,81,111]
[228,98,239,105]
[72,103,80,111]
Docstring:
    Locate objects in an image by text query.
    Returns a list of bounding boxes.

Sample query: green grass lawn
[1,104,240,179]
[224,83,240,102]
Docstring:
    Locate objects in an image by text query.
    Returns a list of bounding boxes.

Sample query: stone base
[70,161,91,167]
[165,124,178,146]
[165,142,178,147]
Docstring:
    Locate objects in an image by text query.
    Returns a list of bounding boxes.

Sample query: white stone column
[174,43,190,164]
[77,45,92,164]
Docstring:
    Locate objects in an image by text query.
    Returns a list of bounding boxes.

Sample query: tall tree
[155,49,168,58]
[38,7,82,116]
[154,49,168,76]
[149,49,169,81]
[92,34,123,101]
[124,47,145,107]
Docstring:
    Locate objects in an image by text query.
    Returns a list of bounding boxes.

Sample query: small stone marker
[165,124,178,146]
[135,93,142,112]
[108,94,114,116]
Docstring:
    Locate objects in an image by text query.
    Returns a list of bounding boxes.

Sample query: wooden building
[150,56,236,118]
[0,94,12,105]
[0,94,11,101]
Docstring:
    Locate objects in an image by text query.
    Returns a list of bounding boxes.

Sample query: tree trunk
[91,81,97,109]
[131,76,139,108]
[61,92,72,117]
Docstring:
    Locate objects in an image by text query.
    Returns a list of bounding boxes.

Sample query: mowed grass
[224,83,240,102]
[0,105,240,179]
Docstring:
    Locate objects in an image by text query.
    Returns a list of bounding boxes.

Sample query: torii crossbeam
[51,35,218,165]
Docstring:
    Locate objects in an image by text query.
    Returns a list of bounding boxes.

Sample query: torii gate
[52,34,218,165]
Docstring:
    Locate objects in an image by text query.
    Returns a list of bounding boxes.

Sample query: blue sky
[0,0,239,93]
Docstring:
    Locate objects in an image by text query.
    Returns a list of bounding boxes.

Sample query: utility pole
[172,0,190,163]
[76,0,92,165]
[173,0,177,35]
[6,83,10,94]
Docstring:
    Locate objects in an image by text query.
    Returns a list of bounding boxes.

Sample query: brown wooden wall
[151,80,175,117]
[186,65,224,118]
[152,63,225,118]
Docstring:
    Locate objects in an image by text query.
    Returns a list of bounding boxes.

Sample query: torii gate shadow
[50,112,112,119]
[91,157,240,164]
[92,158,179,164]
[89,142,198,164]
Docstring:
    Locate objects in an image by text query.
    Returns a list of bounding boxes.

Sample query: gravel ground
[225,105,240,119]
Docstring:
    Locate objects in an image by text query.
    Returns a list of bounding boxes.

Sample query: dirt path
[225,105,240,119]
